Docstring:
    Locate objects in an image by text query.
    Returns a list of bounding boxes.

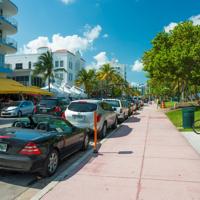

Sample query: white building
[0,0,18,77]
[5,47,85,87]
[110,60,126,80]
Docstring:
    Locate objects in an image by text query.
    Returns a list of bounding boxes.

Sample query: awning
[0,78,53,96]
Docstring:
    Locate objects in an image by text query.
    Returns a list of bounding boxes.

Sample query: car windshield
[32,116,50,123]
[39,99,57,107]
[103,100,120,107]
[68,102,97,112]
[7,101,21,107]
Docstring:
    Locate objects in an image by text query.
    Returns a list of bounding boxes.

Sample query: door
[49,119,82,158]
[20,102,29,115]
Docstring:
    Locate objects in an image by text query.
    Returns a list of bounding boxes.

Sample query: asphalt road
[0,118,120,200]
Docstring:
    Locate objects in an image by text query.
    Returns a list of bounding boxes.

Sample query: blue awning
[0,67,12,73]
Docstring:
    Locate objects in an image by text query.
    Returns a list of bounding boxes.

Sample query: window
[68,102,97,112]
[60,60,64,67]
[68,73,73,81]
[28,61,31,69]
[49,119,72,134]
[100,102,112,111]
[15,63,23,70]
[69,61,73,69]
[55,61,59,68]
[103,100,120,107]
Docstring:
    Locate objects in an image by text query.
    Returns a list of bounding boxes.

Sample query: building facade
[5,47,85,87]
[0,0,17,77]
[110,60,126,80]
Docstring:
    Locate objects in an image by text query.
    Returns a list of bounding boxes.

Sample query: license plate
[0,143,7,152]
[73,115,85,121]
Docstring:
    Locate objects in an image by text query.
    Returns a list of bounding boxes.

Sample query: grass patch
[166,108,200,131]
[165,101,176,108]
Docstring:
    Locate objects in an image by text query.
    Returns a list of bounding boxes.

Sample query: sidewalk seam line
[135,112,150,200]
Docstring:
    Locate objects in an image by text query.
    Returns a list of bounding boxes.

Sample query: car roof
[70,99,101,104]
[103,98,120,101]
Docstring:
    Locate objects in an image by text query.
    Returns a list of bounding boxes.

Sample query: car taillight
[61,112,65,119]
[120,108,123,113]
[19,142,41,155]
[97,114,101,122]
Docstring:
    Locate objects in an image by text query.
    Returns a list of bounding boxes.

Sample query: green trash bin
[182,107,195,128]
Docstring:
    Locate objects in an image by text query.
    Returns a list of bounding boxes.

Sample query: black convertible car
[0,114,89,177]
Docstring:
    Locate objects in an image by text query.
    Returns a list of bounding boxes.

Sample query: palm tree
[96,63,118,97]
[33,51,54,92]
[75,68,96,97]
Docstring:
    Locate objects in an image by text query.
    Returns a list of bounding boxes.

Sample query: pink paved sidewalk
[41,104,200,200]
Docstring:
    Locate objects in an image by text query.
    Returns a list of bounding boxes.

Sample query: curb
[31,122,124,200]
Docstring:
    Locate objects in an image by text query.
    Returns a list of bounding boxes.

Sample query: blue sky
[12,0,200,85]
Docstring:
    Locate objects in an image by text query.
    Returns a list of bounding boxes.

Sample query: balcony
[0,0,18,16]
[0,15,17,34]
[0,37,17,53]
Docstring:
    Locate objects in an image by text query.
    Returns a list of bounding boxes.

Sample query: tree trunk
[48,77,50,92]
[181,81,185,102]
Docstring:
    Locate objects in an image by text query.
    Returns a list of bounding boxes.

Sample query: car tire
[18,111,22,118]
[99,122,107,139]
[81,132,89,151]
[40,149,59,177]
[112,118,118,129]
[12,121,25,128]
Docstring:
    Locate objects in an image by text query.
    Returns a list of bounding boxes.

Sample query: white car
[64,99,117,138]
[102,99,129,122]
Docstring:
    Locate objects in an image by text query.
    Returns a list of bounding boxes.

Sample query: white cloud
[190,14,200,25]
[61,0,75,5]
[131,82,139,86]
[94,52,108,66]
[22,25,102,54]
[103,34,109,38]
[164,22,178,33]
[84,25,102,42]
[132,60,143,72]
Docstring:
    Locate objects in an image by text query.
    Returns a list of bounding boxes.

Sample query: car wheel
[12,121,25,128]
[99,122,107,139]
[112,118,118,129]
[82,132,89,151]
[41,149,59,177]
[18,111,22,118]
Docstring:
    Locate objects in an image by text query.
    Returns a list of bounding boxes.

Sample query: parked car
[102,99,129,122]
[0,114,89,176]
[1,101,34,117]
[64,99,117,138]
[36,98,70,116]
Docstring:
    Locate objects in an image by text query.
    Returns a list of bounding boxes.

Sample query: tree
[97,63,119,97]
[75,68,97,97]
[143,21,200,101]
[33,51,54,92]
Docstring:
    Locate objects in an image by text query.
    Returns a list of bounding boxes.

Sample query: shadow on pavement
[123,116,141,123]
[108,125,132,138]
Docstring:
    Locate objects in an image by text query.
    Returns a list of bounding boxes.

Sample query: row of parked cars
[0,97,143,177]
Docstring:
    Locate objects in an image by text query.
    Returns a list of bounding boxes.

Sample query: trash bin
[182,107,195,128]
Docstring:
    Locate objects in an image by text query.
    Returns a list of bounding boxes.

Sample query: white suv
[64,99,117,138]
[102,99,129,122]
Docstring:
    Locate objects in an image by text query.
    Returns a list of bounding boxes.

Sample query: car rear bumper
[1,111,17,117]
[0,153,45,172]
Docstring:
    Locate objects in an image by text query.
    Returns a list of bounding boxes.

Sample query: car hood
[2,106,18,111]
[0,127,54,141]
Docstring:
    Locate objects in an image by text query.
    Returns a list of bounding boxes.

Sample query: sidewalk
[39,104,200,200]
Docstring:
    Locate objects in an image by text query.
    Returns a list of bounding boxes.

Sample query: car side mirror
[112,107,117,111]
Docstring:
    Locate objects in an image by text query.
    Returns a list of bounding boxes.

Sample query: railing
[7,0,18,12]
[0,15,17,29]
[0,37,17,49]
